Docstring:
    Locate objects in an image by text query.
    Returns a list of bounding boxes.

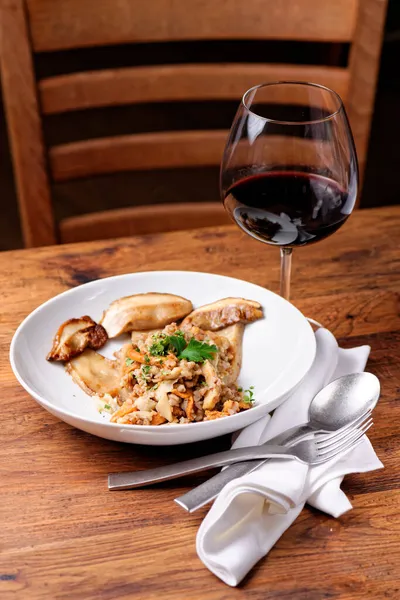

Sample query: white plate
[10,271,316,445]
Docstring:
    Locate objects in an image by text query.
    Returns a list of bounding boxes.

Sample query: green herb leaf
[142,365,151,375]
[149,342,165,356]
[179,339,218,363]
[104,404,111,410]
[149,334,170,356]
[168,331,187,355]
[135,346,140,352]
[150,331,187,356]
[243,387,255,404]
[149,330,217,363]
[125,358,134,366]
[144,355,150,364]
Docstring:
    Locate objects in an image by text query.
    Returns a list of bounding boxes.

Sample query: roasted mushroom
[220,323,245,384]
[202,360,222,410]
[47,316,108,361]
[100,293,193,338]
[66,349,120,397]
[48,292,262,426]
[181,297,263,331]
[154,380,175,422]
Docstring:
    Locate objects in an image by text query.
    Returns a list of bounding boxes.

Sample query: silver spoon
[174,372,380,512]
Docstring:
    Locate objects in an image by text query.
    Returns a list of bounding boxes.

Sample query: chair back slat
[27,0,358,52]
[0,0,388,246]
[39,64,350,114]
[59,202,231,243]
[50,131,229,181]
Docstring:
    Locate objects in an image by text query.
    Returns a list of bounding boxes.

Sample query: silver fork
[175,408,372,512]
[108,416,372,490]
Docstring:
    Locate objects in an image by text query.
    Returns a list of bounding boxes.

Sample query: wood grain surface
[0,206,399,599]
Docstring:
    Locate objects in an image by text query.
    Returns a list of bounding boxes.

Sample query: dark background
[1,0,400,251]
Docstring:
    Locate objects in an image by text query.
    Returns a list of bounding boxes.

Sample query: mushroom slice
[47,316,108,361]
[154,380,175,422]
[202,360,222,410]
[220,323,245,385]
[66,349,120,397]
[181,297,263,331]
[100,293,193,338]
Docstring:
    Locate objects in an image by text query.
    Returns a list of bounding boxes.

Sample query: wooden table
[1,206,399,599]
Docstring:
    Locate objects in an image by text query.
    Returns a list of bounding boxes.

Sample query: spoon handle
[174,423,313,512]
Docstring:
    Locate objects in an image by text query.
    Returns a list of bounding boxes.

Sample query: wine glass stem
[280,247,293,300]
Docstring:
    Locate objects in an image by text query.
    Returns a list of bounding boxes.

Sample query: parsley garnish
[149,330,218,363]
[149,333,170,356]
[168,331,186,355]
[142,365,151,376]
[149,331,187,357]
[243,387,255,404]
[125,358,134,366]
[144,355,150,364]
[179,339,217,363]
[104,404,111,410]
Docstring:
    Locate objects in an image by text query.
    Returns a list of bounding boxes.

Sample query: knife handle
[108,444,298,491]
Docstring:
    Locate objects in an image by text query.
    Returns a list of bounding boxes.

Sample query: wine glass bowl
[220,81,358,299]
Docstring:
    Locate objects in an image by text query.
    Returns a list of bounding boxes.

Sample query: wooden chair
[0,0,388,247]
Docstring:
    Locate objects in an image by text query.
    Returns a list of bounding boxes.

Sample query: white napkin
[197,328,383,586]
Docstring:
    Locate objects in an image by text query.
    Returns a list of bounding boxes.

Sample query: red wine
[224,171,355,246]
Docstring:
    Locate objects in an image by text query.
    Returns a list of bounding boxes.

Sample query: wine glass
[220,81,358,300]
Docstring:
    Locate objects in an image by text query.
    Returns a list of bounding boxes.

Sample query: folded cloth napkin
[197,328,383,586]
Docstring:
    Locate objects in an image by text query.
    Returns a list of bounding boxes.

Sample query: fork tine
[314,427,372,465]
[314,429,370,464]
[316,421,373,461]
[317,418,373,455]
[313,436,366,465]
[315,409,372,448]
[316,416,373,453]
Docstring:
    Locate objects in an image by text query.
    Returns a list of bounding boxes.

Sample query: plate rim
[10,270,316,432]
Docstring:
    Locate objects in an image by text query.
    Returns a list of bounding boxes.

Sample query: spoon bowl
[310,372,380,431]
